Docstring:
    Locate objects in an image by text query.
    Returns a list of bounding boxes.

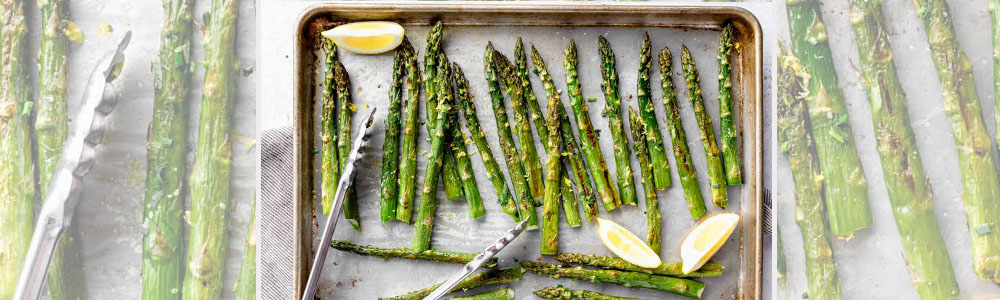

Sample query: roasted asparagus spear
[380,42,406,222]
[521,261,704,298]
[597,36,637,206]
[716,24,742,185]
[629,108,661,254]
[331,240,498,267]
[535,287,646,300]
[658,46,707,219]
[555,253,724,278]
[397,38,420,223]
[635,33,672,189]
[492,49,545,203]
[413,53,455,252]
[679,46,727,209]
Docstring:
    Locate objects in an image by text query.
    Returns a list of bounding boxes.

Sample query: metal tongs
[14,31,131,300]
[302,108,378,300]
[423,219,530,300]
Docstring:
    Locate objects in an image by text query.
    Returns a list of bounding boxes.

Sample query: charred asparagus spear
[521,261,705,298]
[181,0,240,298]
[849,1,959,297]
[413,53,455,252]
[234,197,257,300]
[515,38,549,159]
[449,288,514,300]
[320,40,342,216]
[379,266,525,300]
[680,46,727,208]
[541,74,564,255]
[786,0,871,238]
[454,63,520,221]
[422,22,464,201]
[629,108,661,253]
[446,62,485,219]
[597,36,638,206]
[486,42,538,230]
[535,287,646,300]
[717,23,742,185]
[658,47,707,219]
[564,39,621,211]
[636,33,671,189]
[778,45,842,300]
[331,240,498,267]
[555,253,724,278]
[141,0,193,298]
[381,43,406,222]
[397,38,420,223]
[0,0,34,297]
[492,49,545,203]
[334,49,361,232]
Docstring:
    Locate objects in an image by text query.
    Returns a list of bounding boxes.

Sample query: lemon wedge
[681,212,740,274]
[321,21,404,55]
[597,218,661,268]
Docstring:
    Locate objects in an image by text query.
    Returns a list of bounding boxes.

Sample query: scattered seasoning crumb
[98,22,114,37]
[377,84,382,88]
[363,104,370,110]
[63,21,83,42]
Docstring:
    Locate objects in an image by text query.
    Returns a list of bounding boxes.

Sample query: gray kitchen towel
[261,126,295,300]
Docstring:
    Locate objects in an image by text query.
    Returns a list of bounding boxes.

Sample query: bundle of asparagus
[492,49,545,203]
[658,46,707,219]
[421,22,465,202]
[445,62,485,219]
[597,36,637,206]
[413,52,456,252]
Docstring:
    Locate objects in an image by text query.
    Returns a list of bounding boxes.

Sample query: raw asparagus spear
[564,39,621,211]
[535,287,646,300]
[541,75,564,255]
[680,46,727,208]
[181,0,239,298]
[777,46,842,300]
[331,240,498,267]
[492,49,545,202]
[454,63,520,221]
[597,36,637,206]
[320,39,342,216]
[445,62,484,219]
[379,266,525,300]
[234,197,257,300]
[334,50,361,231]
[629,108,661,254]
[381,43,406,222]
[448,288,514,300]
[520,261,705,298]
[658,47,707,219]
[422,22,464,201]
[413,53,455,252]
[555,253,724,278]
[849,1,959,297]
[0,0,34,297]
[486,42,538,230]
[786,0,871,238]
[636,33,671,189]
[531,45,596,222]
[717,24,742,185]
[141,0,193,298]
[397,38,420,223]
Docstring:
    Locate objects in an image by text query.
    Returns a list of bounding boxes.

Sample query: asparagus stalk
[397,38,420,223]
[515,38,549,159]
[629,108,661,254]
[234,197,257,300]
[445,62,485,219]
[492,49,545,202]
[380,43,406,222]
[658,47,707,219]
[422,22,464,201]
[320,39,342,216]
[531,45,597,222]
[334,50,361,232]
[0,0,34,297]
[379,266,525,300]
[535,287,646,300]
[181,0,239,298]
[448,288,514,300]
[486,42,538,230]
[413,53,455,252]
[776,226,786,287]
[636,33,671,189]
[564,40,621,211]
[141,0,193,298]
[454,63,520,221]
[331,240,498,267]
[995,0,1000,149]
[541,74,564,255]
[777,45,842,300]
[555,253,723,278]
[786,0,871,238]
[680,46,727,209]
[849,1,959,297]
[716,24,742,185]
[597,36,638,206]
[521,261,704,298]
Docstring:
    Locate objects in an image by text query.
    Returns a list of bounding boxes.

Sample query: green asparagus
[635,33,671,189]
[454,63,520,221]
[995,0,1000,149]
[331,240,498,267]
[597,36,637,206]
[320,39,342,216]
[786,0,871,238]
[541,73,564,255]
[234,197,257,300]
[716,24,742,185]
[397,38,420,223]
[381,43,406,222]
[521,261,704,298]
[492,49,545,202]
[658,47,707,219]
[447,288,514,300]
[0,0,34,297]
[776,226,786,287]
[485,42,538,230]
[446,62,484,219]
[413,53,455,252]
[535,286,646,300]
[778,45,842,300]
[422,22,464,201]
[181,0,239,298]
[680,46,727,209]
[554,253,724,278]
[334,50,361,232]
[515,38,549,160]
[629,108,661,254]
[141,0,193,298]
[379,266,525,300]
[564,40,620,211]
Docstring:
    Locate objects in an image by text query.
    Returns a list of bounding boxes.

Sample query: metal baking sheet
[291,3,762,299]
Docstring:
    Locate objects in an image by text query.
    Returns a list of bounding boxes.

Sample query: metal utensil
[423,218,530,300]
[301,108,378,300]
[14,31,132,300]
